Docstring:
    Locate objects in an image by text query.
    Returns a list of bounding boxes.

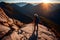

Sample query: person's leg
[36,24,38,40]
[34,23,38,40]
[34,23,36,33]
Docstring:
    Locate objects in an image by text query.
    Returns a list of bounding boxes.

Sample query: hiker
[29,13,40,40]
[34,13,40,40]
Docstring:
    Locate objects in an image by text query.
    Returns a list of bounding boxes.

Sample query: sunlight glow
[41,3,53,13]
[42,0,51,3]
[40,0,53,12]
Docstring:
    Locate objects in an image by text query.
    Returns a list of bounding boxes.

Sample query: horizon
[0,1,60,4]
[0,0,60,3]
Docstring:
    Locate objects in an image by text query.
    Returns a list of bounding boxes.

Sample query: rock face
[0,8,58,40]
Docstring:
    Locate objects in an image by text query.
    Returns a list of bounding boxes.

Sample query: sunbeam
[41,0,52,3]
[40,3,54,15]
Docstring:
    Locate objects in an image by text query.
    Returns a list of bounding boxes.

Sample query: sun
[41,0,53,13]
[40,0,52,11]
[42,0,51,3]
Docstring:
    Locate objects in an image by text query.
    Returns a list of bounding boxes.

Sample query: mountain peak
[15,2,38,7]
[0,2,6,4]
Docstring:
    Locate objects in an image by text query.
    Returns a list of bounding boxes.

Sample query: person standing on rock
[34,13,40,40]
[29,13,40,40]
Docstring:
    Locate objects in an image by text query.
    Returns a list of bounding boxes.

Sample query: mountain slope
[0,8,58,40]
[0,2,33,23]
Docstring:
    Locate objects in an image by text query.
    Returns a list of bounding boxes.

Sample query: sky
[0,0,60,3]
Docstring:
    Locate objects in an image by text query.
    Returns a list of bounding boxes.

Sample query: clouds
[0,0,60,3]
[0,0,41,2]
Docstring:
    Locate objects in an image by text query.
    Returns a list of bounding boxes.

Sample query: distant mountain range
[15,2,38,7]
[0,2,60,25]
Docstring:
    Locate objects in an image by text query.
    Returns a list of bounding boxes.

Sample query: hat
[34,13,38,17]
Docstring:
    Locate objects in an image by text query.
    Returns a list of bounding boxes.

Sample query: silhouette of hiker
[29,13,40,40]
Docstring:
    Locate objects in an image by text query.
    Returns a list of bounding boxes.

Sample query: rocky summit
[0,8,58,40]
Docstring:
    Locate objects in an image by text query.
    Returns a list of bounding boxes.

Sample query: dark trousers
[34,23,38,40]
[29,23,38,40]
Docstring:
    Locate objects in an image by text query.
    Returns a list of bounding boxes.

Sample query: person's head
[34,13,38,17]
